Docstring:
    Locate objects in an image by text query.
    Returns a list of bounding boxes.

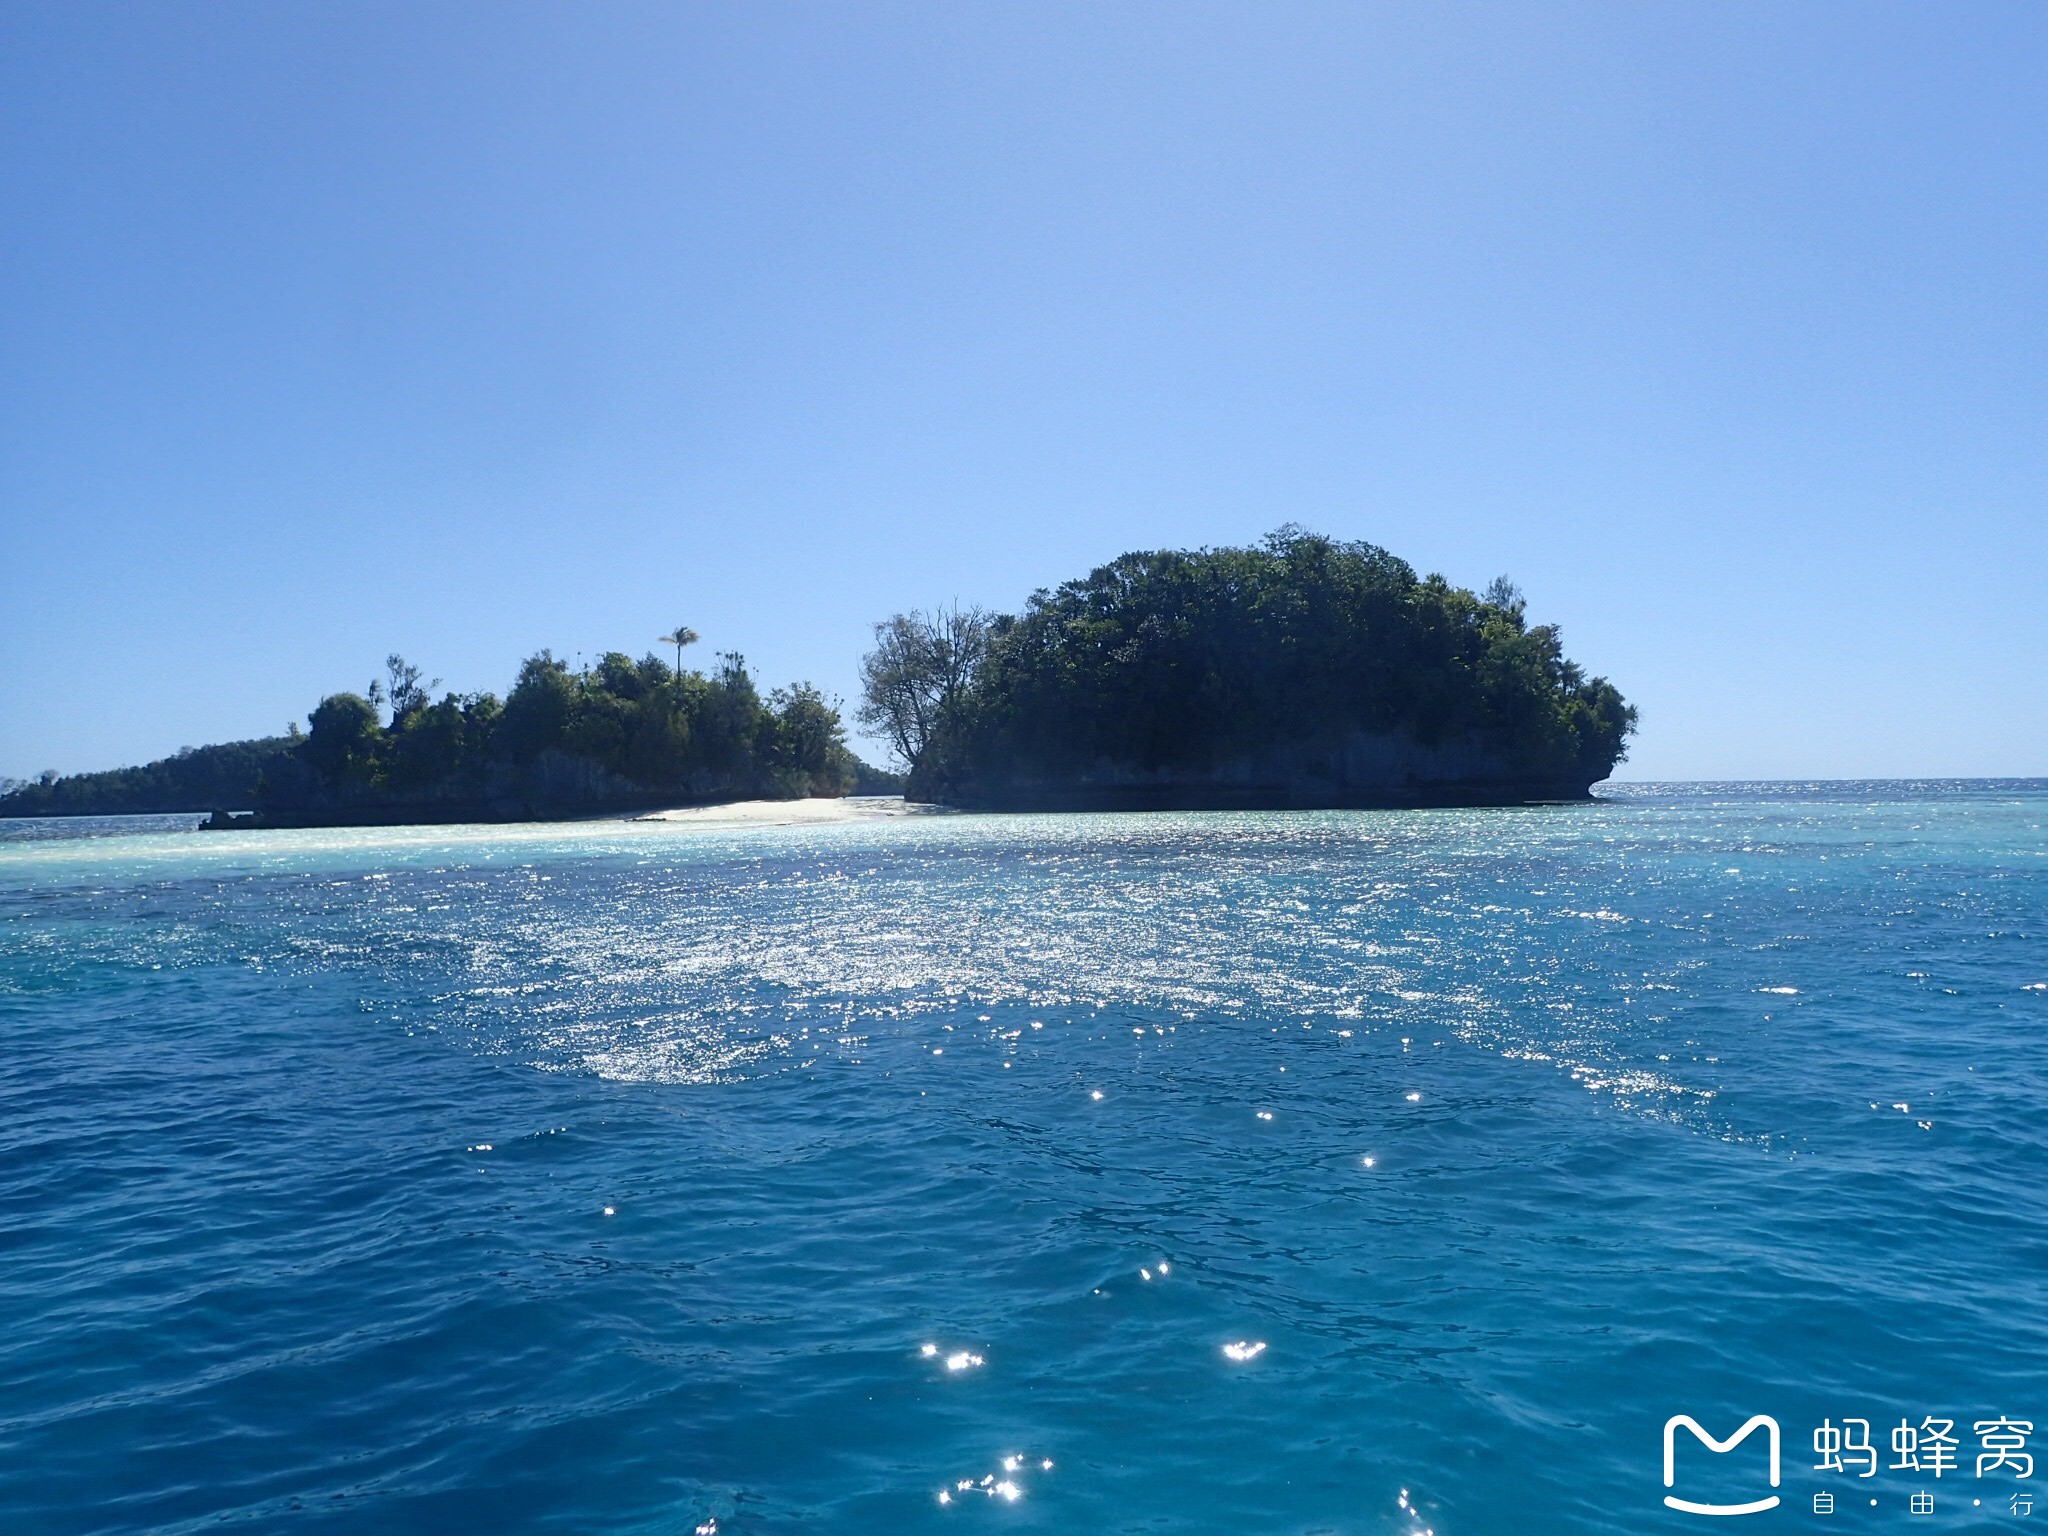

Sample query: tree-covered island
[860,527,1635,810]
[2,639,897,827]
[6,530,1636,825]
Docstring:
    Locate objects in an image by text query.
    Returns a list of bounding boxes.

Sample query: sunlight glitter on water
[6,785,2046,1535]
[344,806,1761,1132]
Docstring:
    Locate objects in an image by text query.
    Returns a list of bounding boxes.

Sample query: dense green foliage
[4,644,882,823]
[266,648,862,817]
[0,737,297,816]
[870,528,1635,803]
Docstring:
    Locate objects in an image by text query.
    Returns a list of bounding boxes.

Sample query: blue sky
[3,1,2043,781]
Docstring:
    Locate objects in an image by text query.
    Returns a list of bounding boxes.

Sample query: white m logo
[1663,1414,1781,1516]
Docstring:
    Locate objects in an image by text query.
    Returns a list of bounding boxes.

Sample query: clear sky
[3,1,2043,782]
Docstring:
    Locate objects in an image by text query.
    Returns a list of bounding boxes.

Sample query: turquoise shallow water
[2,784,2043,1534]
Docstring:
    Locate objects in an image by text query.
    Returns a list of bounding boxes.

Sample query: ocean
[2,783,2043,1533]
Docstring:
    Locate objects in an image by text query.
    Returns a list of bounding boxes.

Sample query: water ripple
[1,784,2043,1533]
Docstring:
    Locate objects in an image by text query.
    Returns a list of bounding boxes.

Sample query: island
[857,527,1635,810]
[6,529,1635,827]
[2,642,899,827]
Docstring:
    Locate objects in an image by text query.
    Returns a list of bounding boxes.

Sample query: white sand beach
[635,795,930,828]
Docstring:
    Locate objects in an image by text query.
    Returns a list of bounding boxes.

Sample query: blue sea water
[1,783,2043,1535]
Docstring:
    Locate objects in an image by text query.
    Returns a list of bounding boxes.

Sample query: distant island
[858,527,1635,810]
[1,638,900,827]
[6,529,1635,826]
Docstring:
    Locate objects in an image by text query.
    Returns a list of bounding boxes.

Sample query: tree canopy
[0,736,298,817]
[863,528,1636,806]
[5,639,899,823]
[266,645,867,820]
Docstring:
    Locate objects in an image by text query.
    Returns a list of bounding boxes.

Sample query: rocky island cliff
[860,527,1635,811]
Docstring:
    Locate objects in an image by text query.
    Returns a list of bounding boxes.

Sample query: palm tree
[659,627,700,721]
[659,625,700,680]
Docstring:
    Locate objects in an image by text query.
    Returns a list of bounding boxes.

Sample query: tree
[1482,576,1526,627]
[695,651,762,772]
[305,693,383,789]
[501,651,575,759]
[384,654,440,722]
[659,625,700,681]
[768,683,853,793]
[856,605,991,770]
